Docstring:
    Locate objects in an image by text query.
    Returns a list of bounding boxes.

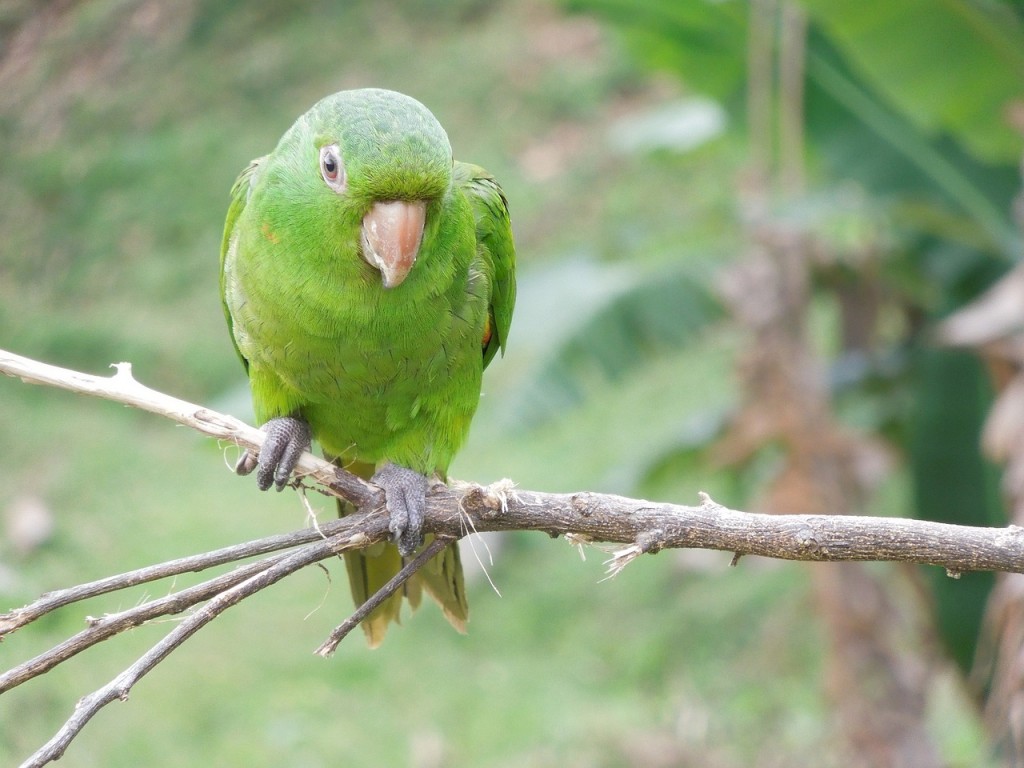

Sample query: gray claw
[372,462,429,556]
[236,416,311,491]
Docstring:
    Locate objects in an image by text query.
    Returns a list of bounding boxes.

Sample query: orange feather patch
[261,222,281,244]
[481,315,492,349]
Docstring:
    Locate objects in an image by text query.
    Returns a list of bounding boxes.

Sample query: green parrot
[220,88,516,647]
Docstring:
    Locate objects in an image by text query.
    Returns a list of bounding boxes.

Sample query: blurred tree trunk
[719,223,944,767]
[715,4,945,764]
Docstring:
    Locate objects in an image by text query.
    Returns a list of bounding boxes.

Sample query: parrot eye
[319,144,346,192]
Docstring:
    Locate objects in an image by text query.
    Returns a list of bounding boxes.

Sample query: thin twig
[0,510,392,695]
[1,553,286,694]
[314,536,451,657]
[0,347,375,506]
[18,530,370,768]
[0,516,361,639]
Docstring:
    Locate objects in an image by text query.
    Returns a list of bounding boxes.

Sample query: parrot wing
[454,162,516,368]
[219,156,266,373]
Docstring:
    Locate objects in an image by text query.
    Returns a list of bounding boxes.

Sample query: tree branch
[5,345,1021,574]
[3,345,1024,765]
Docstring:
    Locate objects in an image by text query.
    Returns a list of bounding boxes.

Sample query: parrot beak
[360,200,426,289]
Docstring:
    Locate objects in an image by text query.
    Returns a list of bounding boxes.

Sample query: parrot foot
[372,463,429,557]
[236,415,312,491]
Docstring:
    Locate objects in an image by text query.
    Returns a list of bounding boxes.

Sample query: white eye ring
[319,144,346,192]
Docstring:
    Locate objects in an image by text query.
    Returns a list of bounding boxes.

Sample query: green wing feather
[219,157,265,372]
[454,162,516,368]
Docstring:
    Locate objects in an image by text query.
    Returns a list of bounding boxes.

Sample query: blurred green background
[1,0,1022,765]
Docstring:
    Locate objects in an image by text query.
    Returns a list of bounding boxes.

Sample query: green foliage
[509,260,724,428]
[804,34,1020,256]
[909,349,1003,671]
[563,0,749,100]
[801,0,1024,165]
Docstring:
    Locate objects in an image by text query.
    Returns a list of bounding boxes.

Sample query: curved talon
[236,416,311,491]
[235,450,259,477]
[372,462,429,556]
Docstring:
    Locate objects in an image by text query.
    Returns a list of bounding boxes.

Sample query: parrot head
[266,88,454,289]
